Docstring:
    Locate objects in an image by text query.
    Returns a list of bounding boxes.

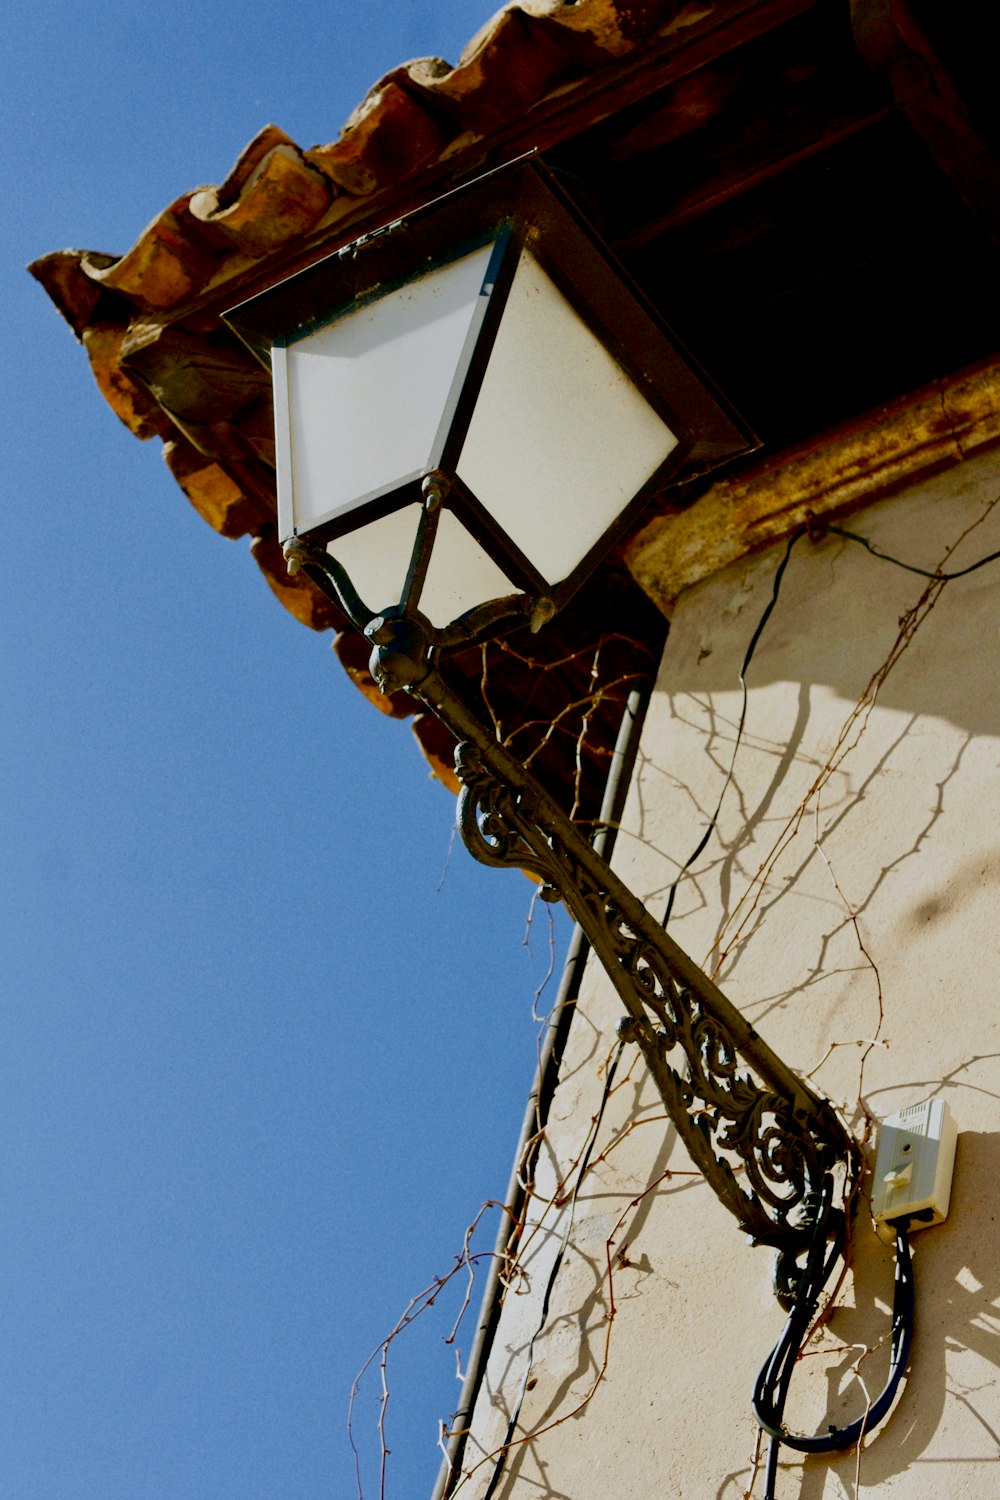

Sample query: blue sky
[2,5,570,1496]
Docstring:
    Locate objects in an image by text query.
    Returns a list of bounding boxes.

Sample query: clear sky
[2,4,570,1496]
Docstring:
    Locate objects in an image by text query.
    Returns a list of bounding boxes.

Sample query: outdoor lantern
[226,158,753,633]
[225,156,891,1474]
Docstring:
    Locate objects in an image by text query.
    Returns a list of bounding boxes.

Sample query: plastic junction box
[871,1098,958,1243]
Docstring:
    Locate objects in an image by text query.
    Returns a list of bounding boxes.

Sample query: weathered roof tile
[190,136,333,255]
[422,6,610,132]
[78,193,221,311]
[80,322,171,440]
[307,77,451,196]
[163,437,273,539]
[463,0,631,66]
[28,249,110,338]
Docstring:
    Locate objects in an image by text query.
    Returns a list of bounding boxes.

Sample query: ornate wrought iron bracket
[294,539,862,1259]
[421,674,860,1254]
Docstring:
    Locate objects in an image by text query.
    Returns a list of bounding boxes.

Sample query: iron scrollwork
[449,734,859,1252]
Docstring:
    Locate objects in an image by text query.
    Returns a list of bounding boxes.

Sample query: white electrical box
[871,1098,958,1242]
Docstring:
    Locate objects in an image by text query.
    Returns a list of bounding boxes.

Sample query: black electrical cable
[752,1204,915,1499]
[819,521,1000,582]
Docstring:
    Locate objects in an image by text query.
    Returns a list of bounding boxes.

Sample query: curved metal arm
[284,536,376,632]
[416,666,862,1254]
[280,536,535,661]
[436,594,535,650]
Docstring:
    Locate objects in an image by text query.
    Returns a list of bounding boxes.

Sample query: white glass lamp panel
[327,505,515,629]
[275,242,495,539]
[456,249,679,585]
[420,508,516,627]
[326,505,421,620]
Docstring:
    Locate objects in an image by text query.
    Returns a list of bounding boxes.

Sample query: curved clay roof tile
[77,193,221,312]
[189,141,333,256]
[307,77,451,197]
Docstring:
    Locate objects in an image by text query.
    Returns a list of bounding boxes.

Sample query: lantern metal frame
[227,157,751,614]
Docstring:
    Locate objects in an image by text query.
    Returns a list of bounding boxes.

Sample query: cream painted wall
[457,448,1000,1499]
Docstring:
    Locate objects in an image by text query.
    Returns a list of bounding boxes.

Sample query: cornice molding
[626,355,1000,613]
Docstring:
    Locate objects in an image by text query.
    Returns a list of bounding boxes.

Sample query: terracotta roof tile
[80,322,171,440]
[30,249,108,338]
[415,7,612,130]
[196,124,297,210]
[308,78,451,197]
[163,437,273,540]
[190,133,333,255]
[79,193,221,311]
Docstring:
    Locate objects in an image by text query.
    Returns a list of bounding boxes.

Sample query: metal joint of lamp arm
[288,537,862,1265]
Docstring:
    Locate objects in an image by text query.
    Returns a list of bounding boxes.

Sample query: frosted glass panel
[279,243,494,536]
[456,250,678,585]
[329,506,515,629]
[421,509,516,627]
[328,506,422,617]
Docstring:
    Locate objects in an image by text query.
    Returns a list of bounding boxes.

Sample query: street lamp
[226,156,860,1268]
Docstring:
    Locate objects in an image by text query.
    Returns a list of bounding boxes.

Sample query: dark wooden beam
[851,0,1000,245]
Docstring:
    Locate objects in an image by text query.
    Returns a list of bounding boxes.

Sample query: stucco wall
[457,447,1000,1498]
